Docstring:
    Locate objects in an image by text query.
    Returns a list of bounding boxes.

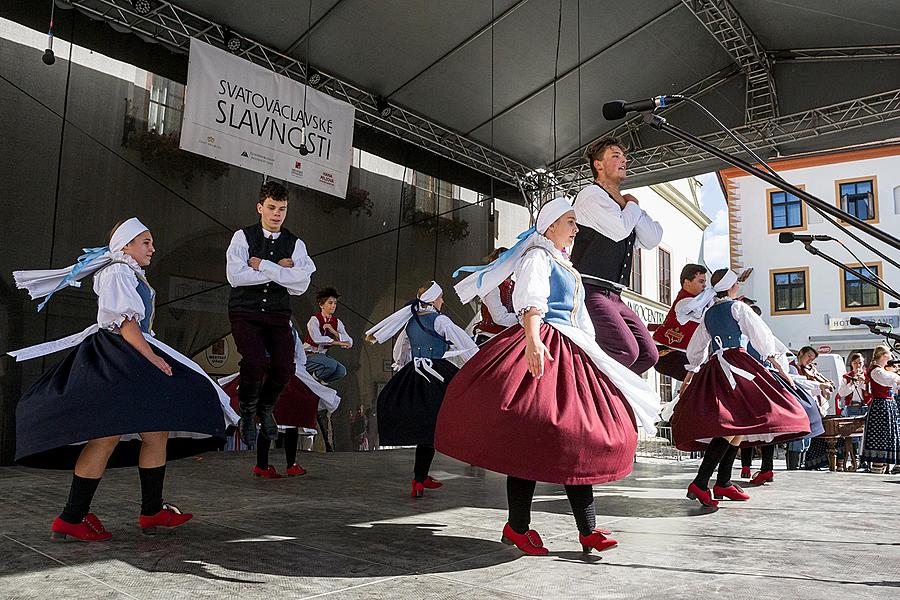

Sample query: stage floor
[1,450,899,599]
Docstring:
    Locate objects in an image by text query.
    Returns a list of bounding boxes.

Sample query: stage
[1,450,899,599]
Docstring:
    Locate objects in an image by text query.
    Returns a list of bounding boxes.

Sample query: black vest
[228,224,298,315]
[570,186,636,291]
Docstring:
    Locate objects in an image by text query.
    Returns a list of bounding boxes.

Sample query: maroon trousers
[583,286,658,375]
[229,311,295,386]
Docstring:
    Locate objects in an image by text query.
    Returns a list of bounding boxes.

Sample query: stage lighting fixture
[306,68,325,89]
[131,0,153,16]
[375,96,393,118]
[224,29,242,53]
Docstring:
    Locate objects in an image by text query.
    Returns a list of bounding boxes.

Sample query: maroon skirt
[672,348,810,451]
[435,323,638,485]
[223,376,319,429]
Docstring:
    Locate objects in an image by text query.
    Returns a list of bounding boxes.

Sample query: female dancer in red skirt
[436,198,660,556]
[675,269,810,507]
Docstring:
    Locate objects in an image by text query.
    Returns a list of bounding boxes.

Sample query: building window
[770,268,810,315]
[147,74,184,135]
[660,374,673,404]
[658,248,671,305]
[836,177,878,222]
[629,249,642,295]
[841,263,883,311]
[769,190,803,230]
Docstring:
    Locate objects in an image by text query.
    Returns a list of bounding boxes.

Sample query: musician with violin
[861,346,900,474]
[791,346,841,470]
[790,346,834,416]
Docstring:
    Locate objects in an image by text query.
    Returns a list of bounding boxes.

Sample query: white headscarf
[366,282,444,344]
[13,217,150,311]
[453,197,573,304]
[713,269,739,292]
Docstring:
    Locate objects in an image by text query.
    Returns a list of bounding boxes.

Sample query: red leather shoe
[50,513,112,542]
[740,467,751,479]
[253,465,282,479]
[285,463,307,477]
[749,470,774,486]
[712,483,750,501]
[686,482,719,507]
[422,476,443,489]
[579,529,618,554]
[411,480,424,498]
[500,522,549,556]
[139,503,193,534]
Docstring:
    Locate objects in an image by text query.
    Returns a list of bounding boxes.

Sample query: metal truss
[555,88,900,187]
[681,0,778,123]
[770,45,900,62]
[61,0,532,186]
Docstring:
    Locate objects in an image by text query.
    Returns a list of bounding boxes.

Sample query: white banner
[180,38,355,198]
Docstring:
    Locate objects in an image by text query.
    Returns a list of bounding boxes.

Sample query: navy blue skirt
[376,359,457,446]
[771,371,825,440]
[16,330,227,469]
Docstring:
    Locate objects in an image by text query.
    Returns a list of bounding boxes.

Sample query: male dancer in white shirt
[226,181,316,449]
[571,138,663,374]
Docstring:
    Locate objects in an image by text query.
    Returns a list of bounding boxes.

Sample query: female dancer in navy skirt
[220,326,342,478]
[436,198,660,556]
[366,282,478,497]
[10,218,238,541]
[861,345,900,473]
[675,269,810,507]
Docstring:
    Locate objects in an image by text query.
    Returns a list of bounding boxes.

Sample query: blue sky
[696,172,730,270]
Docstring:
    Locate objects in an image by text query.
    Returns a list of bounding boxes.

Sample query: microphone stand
[642,113,900,252]
[863,324,900,350]
[801,242,900,302]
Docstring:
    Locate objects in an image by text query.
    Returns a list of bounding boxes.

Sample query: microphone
[43,4,55,66]
[602,95,684,120]
[849,317,891,328]
[777,232,833,244]
[889,301,899,309]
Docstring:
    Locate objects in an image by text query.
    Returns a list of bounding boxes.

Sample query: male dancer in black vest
[571,138,663,374]
[226,181,316,449]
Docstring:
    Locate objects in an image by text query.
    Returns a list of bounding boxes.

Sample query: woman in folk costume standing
[9,218,238,541]
[860,345,900,474]
[675,269,810,507]
[435,198,660,556]
[220,325,341,478]
[366,282,478,497]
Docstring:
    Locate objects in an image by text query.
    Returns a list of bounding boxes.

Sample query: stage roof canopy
[15,1,900,188]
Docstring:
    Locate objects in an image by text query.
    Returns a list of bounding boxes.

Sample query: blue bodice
[540,251,584,328]
[406,312,449,360]
[136,278,155,334]
[703,300,743,353]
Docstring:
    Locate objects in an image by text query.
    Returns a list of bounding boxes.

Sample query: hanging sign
[181,38,355,197]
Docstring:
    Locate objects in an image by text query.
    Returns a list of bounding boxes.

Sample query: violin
[799,361,835,396]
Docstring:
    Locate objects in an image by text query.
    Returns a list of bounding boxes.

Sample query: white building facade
[720,143,900,359]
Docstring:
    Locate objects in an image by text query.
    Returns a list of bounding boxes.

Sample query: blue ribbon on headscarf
[452,226,537,287]
[36,246,110,312]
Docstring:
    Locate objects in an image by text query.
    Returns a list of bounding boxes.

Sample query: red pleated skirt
[223,376,319,429]
[672,348,810,451]
[435,323,638,485]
